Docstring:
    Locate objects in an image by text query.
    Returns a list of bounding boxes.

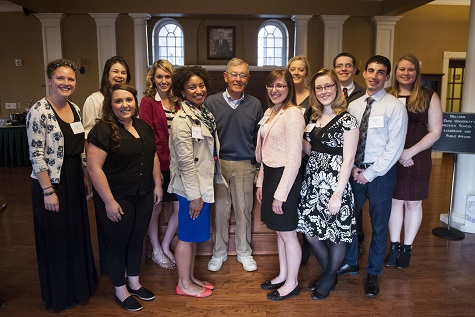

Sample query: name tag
[258,116,269,125]
[70,122,85,134]
[304,123,316,133]
[300,107,306,115]
[398,97,406,106]
[192,126,203,139]
[368,116,384,128]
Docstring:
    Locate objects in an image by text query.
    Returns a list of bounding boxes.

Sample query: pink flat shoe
[203,281,215,290]
[175,285,212,298]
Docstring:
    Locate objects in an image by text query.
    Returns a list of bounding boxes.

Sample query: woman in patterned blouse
[26,59,97,312]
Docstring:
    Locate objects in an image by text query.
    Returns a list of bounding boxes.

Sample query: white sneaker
[237,255,257,272]
[207,254,228,271]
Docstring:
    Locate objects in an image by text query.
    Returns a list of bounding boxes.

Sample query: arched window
[152,18,184,65]
[257,20,289,67]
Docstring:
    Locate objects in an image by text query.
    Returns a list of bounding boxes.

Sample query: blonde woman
[287,55,311,111]
[139,59,180,269]
[297,69,358,300]
[385,54,442,269]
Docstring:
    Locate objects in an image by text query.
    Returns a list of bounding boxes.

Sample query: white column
[320,15,349,69]
[446,0,475,233]
[129,13,150,101]
[89,13,119,84]
[292,15,312,57]
[35,13,64,95]
[372,16,401,65]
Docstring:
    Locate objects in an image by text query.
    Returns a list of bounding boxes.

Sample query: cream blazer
[168,102,227,203]
[256,105,305,202]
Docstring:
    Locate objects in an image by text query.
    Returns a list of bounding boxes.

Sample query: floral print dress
[297,112,357,243]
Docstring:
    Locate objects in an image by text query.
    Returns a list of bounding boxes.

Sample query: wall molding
[430,0,470,5]
[0,1,22,12]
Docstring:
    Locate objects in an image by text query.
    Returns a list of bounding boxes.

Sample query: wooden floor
[1,153,474,316]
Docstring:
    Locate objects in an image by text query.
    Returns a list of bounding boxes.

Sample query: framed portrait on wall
[207,26,235,60]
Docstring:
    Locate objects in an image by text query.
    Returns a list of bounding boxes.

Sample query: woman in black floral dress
[297,69,358,300]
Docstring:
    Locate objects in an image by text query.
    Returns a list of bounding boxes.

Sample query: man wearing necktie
[214,31,231,58]
[334,52,366,256]
[337,55,408,298]
[333,53,366,104]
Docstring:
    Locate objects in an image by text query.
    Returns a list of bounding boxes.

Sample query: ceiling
[2,0,438,17]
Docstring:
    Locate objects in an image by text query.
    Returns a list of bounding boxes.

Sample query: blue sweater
[205,92,263,161]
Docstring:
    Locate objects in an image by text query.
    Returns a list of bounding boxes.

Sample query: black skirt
[261,164,302,231]
[32,155,97,312]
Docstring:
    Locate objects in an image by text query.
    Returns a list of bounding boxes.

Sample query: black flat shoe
[311,289,330,300]
[337,264,360,276]
[308,280,319,291]
[261,279,286,290]
[114,295,143,312]
[267,285,301,301]
[127,286,155,301]
[311,277,338,300]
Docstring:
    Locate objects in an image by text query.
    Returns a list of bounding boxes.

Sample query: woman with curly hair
[87,84,163,311]
[82,56,131,275]
[139,59,180,269]
[168,66,226,298]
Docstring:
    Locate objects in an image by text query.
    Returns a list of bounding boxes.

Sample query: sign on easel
[431,112,475,240]
[432,112,475,154]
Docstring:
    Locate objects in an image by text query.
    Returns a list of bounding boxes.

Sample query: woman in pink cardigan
[256,69,305,301]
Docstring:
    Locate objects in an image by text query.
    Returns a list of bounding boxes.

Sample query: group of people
[25,50,441,312]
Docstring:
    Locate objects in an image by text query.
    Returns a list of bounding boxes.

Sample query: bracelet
[42,185,53,191]
[43,190,56,196]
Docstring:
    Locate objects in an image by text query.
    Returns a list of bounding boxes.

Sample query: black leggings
[94,190,154,286]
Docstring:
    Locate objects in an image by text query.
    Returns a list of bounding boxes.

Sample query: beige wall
[394,5,470,74]
[0,4,470,118]
[0,12,44,118]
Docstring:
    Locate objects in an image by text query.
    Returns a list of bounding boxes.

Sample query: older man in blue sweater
[205,58,263,272]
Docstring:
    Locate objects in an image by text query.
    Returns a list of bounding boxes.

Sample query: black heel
[384,242,400,267]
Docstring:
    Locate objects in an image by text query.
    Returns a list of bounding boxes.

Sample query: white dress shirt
[348,88,408,182]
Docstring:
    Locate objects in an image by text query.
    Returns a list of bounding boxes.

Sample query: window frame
[257,19,289,67]
[152,18,185,66]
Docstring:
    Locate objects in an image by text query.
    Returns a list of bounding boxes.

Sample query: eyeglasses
[266,84,287,90]
[227,72,249,79]
[334,63,354,69]
[314,84,336,92]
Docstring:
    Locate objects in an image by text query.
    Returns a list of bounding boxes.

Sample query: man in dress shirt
[333,52,366,104]
[334,52,366,256]
[205,58,263,272]
[337,55,408,297]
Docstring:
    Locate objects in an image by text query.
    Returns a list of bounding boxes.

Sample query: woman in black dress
[87,84,163,311]
[26,59,97,312]
[297,69,358,300]
[385,54,442,269]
